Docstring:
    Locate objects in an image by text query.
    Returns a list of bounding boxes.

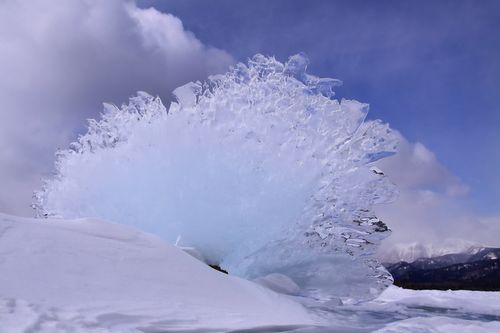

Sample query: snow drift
[0,213,314,332]
[34,54,398,302]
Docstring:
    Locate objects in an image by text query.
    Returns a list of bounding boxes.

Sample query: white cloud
[375,134,500,253]
[0,0,234,215]
[377,136,469,195]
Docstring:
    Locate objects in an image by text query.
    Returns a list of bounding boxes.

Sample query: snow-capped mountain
[378,239,483,264]
[384,247,500,291]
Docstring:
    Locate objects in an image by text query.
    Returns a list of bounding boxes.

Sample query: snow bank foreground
[0,213,315,332]
[367,286,500,332]
[1,213,500,333]
[373,316,500,333]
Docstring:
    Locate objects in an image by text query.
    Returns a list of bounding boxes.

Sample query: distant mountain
[384,248,500,291]
[378,239,482,264]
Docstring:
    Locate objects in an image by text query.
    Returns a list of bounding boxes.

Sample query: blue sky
[141,0,500,215]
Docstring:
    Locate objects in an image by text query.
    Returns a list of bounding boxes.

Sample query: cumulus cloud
[0,0,234,215]
[377,137,469,196]
[375,134,500,254]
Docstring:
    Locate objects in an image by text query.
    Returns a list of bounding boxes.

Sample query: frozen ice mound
[34,54,398,302]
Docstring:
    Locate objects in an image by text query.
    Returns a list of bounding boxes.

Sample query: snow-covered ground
[0,213,315,332]
[362,286,500,332]
[1,213,499,332]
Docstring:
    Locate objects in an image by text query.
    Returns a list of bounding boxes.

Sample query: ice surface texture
[34,54,398,302]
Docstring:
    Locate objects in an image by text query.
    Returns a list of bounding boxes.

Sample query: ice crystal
[34,54,398,302]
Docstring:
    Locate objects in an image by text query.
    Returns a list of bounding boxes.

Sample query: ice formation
[34,54,398,302]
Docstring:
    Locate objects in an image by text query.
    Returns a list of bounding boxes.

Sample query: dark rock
[209,264,228,274]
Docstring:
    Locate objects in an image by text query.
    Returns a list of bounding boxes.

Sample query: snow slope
[0,213,315,332]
